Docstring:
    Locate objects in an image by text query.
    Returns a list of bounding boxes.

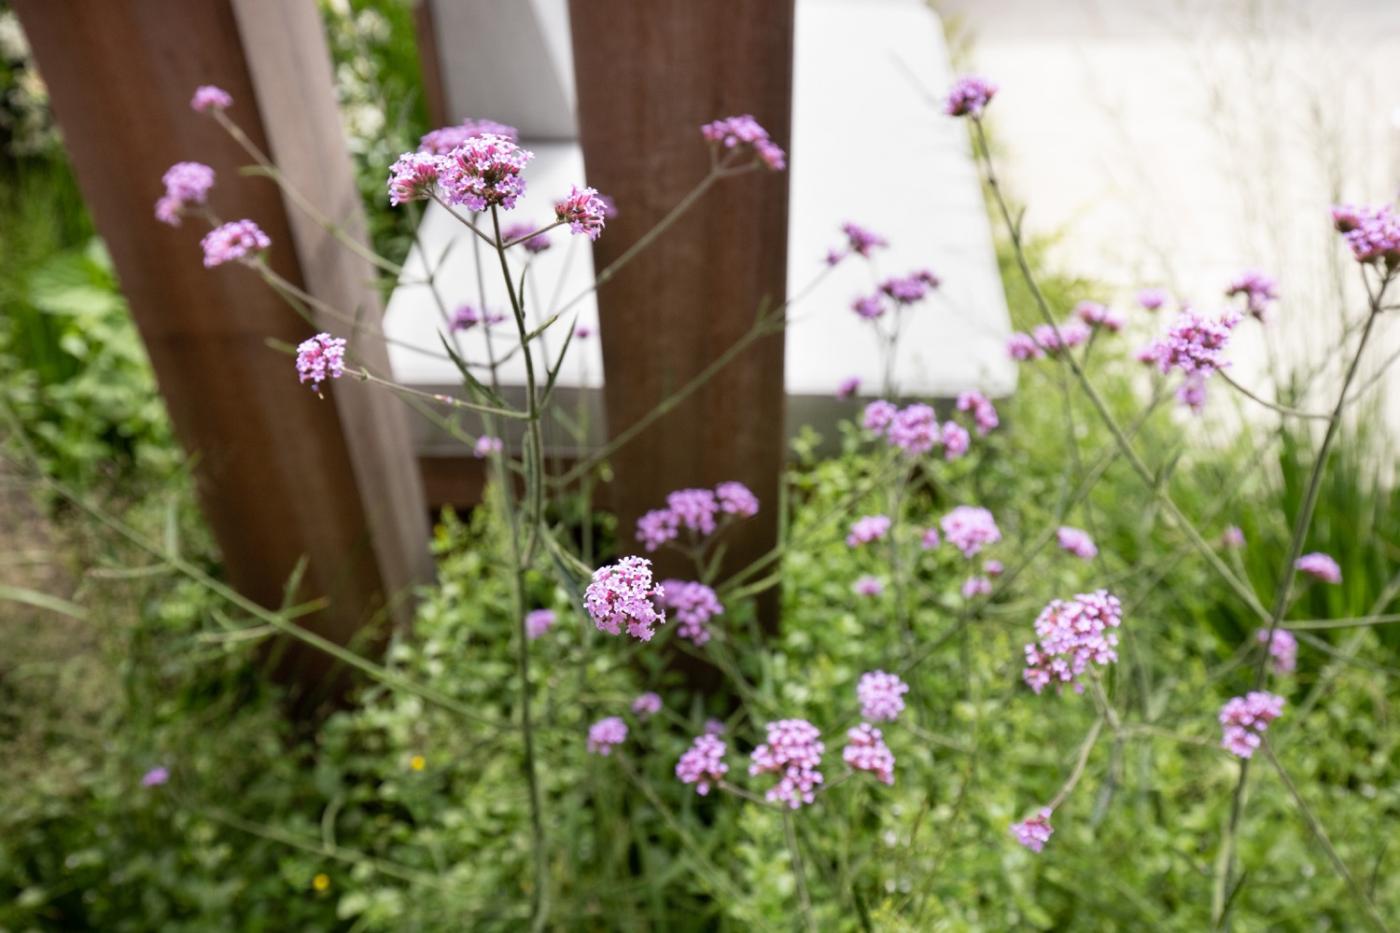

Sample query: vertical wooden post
[16,0,432,707]
[568,1,794,621]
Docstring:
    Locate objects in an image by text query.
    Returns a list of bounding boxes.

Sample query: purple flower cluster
[1295,552,1341,584]
[1225,270,1279,321]
[1056,526,1097,560]
[295,333,346,393]
[945,75,998,118]
[962,575,992,598]
[1006,322,1092,361]
[956,390,1000,435]
[836,376,861,399]
[940,506,1001,558]
[676,733,728,795]
[853,575,885,597]
[632,692,662,718]
[1332,203,1400,265]
[1219,691,1284,758]
[659,580,724,646]
[1010,807,1054,853]
[473,435,503,458]
[636,482,758,551]
[142,766,171,788]
[842,724,895,785]
[555,185,609,240]
[749,719,825,809]
[857,670,908,722]
[700,114,786,170]
[920,527,941,550]
[587,716,628,756]
[388,152,444,206]
[828,221,889,265]
[1022,589,1123,694]
[1257,628,1298,675]
[418,118,518,155]
[1137,288,1169,311]
[881,269,940,305]
[525,608,556,640]
[1143,310,1239,375]
[862,400,970,459]
[191,85,232,112]
[846,515,892,549]
[1076,301,1124,333]
[155,162,215,227]
[583,556,666,641]
[440,134,533,211]
[201,219,271,268]
[1222,525,1246,549]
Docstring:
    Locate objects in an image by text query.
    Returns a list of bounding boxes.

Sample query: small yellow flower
[312,873,331,892]
[409,754,426,772]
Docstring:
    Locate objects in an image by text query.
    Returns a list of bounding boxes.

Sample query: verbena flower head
[941,421,970,460]
[450,304,484,331]
[473,435,503,457]
[191,85,232,112]
[705,719,726,735]
[846,515,892,548]
[1222,525,1246,549]
[525,609,556,640]
[141,766,170,787]
[587,716,628,755]
[1137,288,1169,311]
[156,162,215,226]
[956,390,999,435]
[700,114,786,170]
[1226,270,1279,321]
[1219,691,1284,758]
[1007,332,1044,361]
[1295,552,1341,584]
[295,333,347,393]
[1076,300,1124,332]
[201,219,270,268]
[945,74,998,117]
[843,723,895,785]
[636,509,679,551]
[750,719,824,808]
[1257,628,1298,674]
[962,575,992,598]
[418,118,518,155]
[584,556,666,641]
[920,527,941,550]
[1056,526,1098,560]
[1142,309,1239,377]
[440,134,533,211]
[862,400,898,433]
[1022,589,1123,694]
[676,733,728,795]
[857,670,908,722]
[502,222,551,253]
[887,404,940,454]
[1010,807,1053,853]
[574,325,593,339]
[638,482,757,550]
[1033,321,1091,355]
[555,185,608,240]
[388,151,443,206]
[985,559,1005,576]
[632,692,662,718]
[1332,203,1400,265]
[659,580,724,646]
[880,270,939,306]
[1177,373,1208,412]
[668,488,719,535]
[716,481,760,517]
[853,575,885,597]
[837,376,861,399]
[940,506,1001,558]
[852,294,886,320]
[841,221,888,257]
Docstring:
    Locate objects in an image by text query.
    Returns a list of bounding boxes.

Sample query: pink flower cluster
[940,506,1001,558]
[502,222,552,254]
[1332,203,1400,265]
[863,400,969,459]
[945,75,998,118]
[587,716,628,756]
[1010,807,1054,853]
[636,482,758,551]
[1137,288,1169,311]
[440,134,533,211]
[962,576,992,598]
[853,575,885,597]
[1225,270,1279,321]
[836,376,862,399]
[956,390,999,435]
[201,219,270,268]
[1295,552,1341,584]
[1142,309,1239,376]
[418,118,518,155]
[387,152,444,206]
[191,85,233,112]
[1222,525,1246,549]
[583,556,666,641]
[842,724,895,785]
[1022,589,1123,694]
[749,719,824,809]
[1056,526,1097,560]
[1076,301,1124,333]
[846,515,891,548]
[525,608,556,640]
[473,435,503,458]
[857,670,908,722]
[1218,691,1284,758]
[659,580,724,646]
[1257,628,1298,675]
[155,162,215,227]
[700,114,786,170]
[676,733,729,795]
[1007,322,1091,361]
[881,269,940,305]
[632,692,662,718]
[828,221,888,265]
[554,185,608,240]
[295,333,346,393]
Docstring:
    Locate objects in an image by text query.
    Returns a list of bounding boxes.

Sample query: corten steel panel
[16,0,432,708]
[569,0,795,627]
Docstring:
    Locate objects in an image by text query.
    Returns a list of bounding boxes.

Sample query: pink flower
[295,333,346,393]
[502,222,551,253]
[716,481,760,517]
[1007,332,1044,361]
[473,435,503,458]
[668,488,719,535]
[1142,309,1239,377]
[852,294,886,320]
[574,325,594,339]
[676,734,728,795]
[659,580,724,646]
[853,575,885,597]
[940,506,1001,558]
[956,390,1000,435]
[846,515,892,548]
[700,114,786,170]
[1056,526,1097,560]
[637,509,679,551]
[155,162,215,226]
[985,559,1004,576]
[525,609,556,640]
[1295,552,1341,584]
[1257,628,1298,674]
[1225,270,1279,321]
[450,304,484,331]
[941,421,970,460]
[554,185,609,240]
[843,723,895,785]
[880,270,939,306]
[1033,321,1091,355]
[945,75,998,117]
[439,134,533,211]
[201,219,270,268]
[837,376,862,399]
[387,151,443,206]
[141,766,170,787]
[862,400,898,433]
[962,575,991,598]
[584,557,666,641]
[1076,301,1124,332]
[704,718,726,735]
[887,404,939,455]
[1332,203,1400,265]
[1022,590,1123,694]
[1219,691,1284,758]
[632,691,662,718]
[1010,807,1053,853]
[418,118,518,155]
[749,719,824,809]
[920,527,941,550]
[857,670,908,722]
[1222,525,1246,549]
[191,85,233,112]
[587,716,628,755]
[1137,288,1169,311]
[841,221,888,257]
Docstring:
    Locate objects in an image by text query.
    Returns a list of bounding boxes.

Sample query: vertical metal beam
[569,1,794,624]
[16,0,432,707]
